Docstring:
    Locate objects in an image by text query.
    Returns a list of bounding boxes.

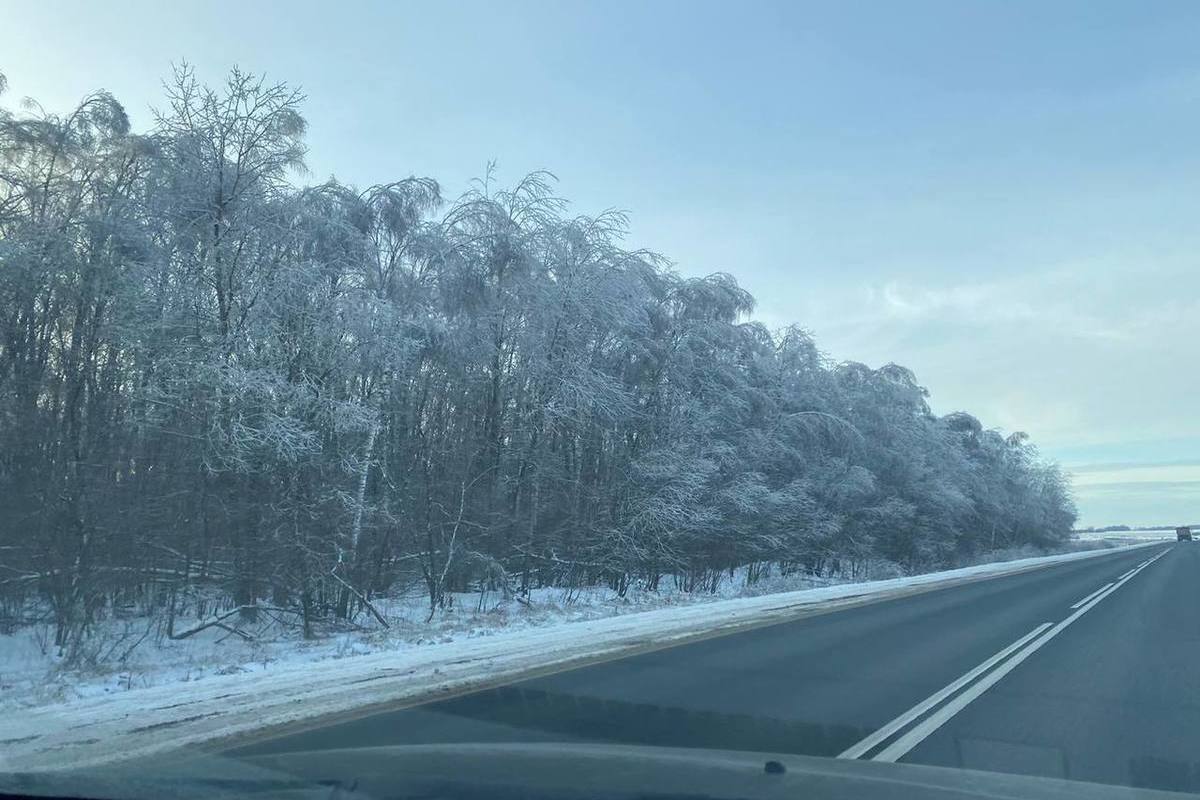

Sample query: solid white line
[1070,582,1113,609]
[1118,568,1136,580]
[836,623,1052,759]
[874,588,1115,761]
[871,549,1169,763]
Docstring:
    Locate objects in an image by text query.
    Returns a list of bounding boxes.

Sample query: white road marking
[874,584,1122,760]
[836,622,1052,759]
[1128,549,1169,576]
[1070,582,1113,609]
[844,546,1172,763]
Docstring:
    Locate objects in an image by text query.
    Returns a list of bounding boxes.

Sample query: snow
[0,540,1159,772]
[1073,529,1177,542]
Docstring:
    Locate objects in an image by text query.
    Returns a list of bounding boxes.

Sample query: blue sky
[4,0,1200,526]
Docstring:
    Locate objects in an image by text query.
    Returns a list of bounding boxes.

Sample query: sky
[3,0,1199,527]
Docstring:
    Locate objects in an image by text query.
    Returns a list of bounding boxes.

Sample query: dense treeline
[0,68,1075,649]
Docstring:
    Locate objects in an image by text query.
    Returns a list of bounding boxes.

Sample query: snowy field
[0,540,1159,772]
[1073,529,1176,542]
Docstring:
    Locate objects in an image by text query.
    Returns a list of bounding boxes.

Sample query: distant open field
[1075,529,1177,542]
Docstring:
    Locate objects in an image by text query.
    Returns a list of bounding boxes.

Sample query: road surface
[229,542,1197,793]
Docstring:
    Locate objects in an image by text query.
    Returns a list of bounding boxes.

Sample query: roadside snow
[0,540,1160,772]
[0,572,869,710]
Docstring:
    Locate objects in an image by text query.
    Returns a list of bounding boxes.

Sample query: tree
[0,67,1077,655]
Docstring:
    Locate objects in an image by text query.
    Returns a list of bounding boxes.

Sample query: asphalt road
[229,542,1197,793]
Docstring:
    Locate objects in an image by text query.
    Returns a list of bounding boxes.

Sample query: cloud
[868,269,1160,343]
[877,280,1033,324]
[787,259,1200,526]
[1069,461,1200,525]
[1069,461,1200,487]
[1071,478,1200,527]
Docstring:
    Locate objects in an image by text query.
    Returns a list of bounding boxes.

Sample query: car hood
[2,742,1193,800]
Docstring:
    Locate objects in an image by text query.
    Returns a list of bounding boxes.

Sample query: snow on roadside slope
[0,540,1161,772]
[0,568,881,710]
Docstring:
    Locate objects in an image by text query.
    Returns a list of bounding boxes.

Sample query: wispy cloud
[793,259,1200,526]
[867,269,1164,343]
[1069,461,1200,487]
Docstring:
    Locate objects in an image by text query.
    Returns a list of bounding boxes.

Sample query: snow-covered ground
[0,540,1158,772]
[0,566,890,711]
[1073,529,1176,542]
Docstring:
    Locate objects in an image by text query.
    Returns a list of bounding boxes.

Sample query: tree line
[0,67,1076,651]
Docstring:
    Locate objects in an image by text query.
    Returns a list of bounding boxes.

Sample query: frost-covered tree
[0,67,1076,653]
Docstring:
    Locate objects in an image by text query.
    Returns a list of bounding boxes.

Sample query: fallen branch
[168,606,257,641]
[329,571,390,629]
[212,622,254,642]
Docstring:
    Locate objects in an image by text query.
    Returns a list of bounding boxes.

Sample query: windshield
[1,2,1197,798]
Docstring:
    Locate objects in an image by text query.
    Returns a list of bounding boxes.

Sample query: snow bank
[0,540,1159,772]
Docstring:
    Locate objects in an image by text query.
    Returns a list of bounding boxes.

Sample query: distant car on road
[1177,526,1192,542]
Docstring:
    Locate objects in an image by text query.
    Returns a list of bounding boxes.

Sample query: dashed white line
[1070,582,1113,609]
[874,569,1133,761]
[836,622,1052,759]
[842,546,1172,764]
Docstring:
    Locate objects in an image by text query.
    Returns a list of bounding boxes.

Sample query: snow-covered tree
[0,68,1076,653]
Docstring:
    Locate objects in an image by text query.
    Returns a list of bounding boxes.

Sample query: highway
[230,542,1197,793]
